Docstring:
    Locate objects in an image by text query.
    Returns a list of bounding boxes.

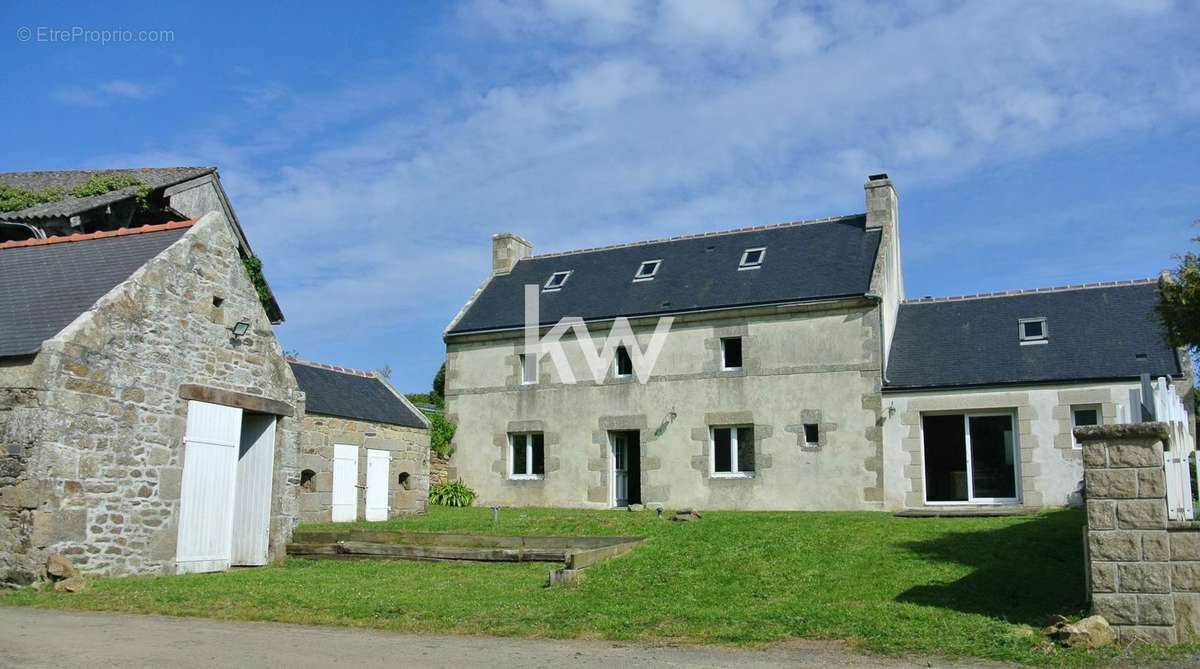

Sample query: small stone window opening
[519,353,537,385]
[803,423,820,448]
[615,345,633,377]
[212,295,225,308]
[1019,317,1048,344]
[721,337,743,370]
[1071,405,1101,449]
[299,469,316,491]
[398,471,411,490]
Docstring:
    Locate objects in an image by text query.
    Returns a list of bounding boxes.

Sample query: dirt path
[0,607,1022,669]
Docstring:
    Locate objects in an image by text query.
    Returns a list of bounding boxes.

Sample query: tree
[1157,238,1200,349]
[432,361,446,406]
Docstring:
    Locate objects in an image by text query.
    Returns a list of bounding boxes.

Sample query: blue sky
[3,1,1199,392]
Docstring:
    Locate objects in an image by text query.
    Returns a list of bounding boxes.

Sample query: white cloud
[52,79,156,107]
[99,1,1200,385]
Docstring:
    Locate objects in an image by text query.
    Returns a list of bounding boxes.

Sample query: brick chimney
[864,173,898,230]
[492,233,532,275]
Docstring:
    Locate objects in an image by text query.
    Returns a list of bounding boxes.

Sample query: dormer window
[543,270,571,292]
[633,260,661,282]
[739,247,766,270]
[1019,317,1048,344]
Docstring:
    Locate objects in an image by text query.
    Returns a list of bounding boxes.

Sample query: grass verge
[2,507,1195,666]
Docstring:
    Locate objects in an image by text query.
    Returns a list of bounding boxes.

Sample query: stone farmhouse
[289,358,431,523]
[443,174,1190,512]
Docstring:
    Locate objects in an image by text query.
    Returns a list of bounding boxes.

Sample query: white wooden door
[365,449,391,522]
[332,444,359,522]
[176,400,243,574]
[231,414,276,565]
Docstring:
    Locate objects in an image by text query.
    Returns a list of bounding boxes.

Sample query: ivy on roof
[0,173,148,213]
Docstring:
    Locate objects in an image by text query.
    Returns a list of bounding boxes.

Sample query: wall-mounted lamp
[230,320,251,339]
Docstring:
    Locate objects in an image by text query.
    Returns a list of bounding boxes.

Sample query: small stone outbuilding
[0,212,304,583]
[289,359,431,523]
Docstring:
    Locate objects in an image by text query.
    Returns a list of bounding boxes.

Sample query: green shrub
[428,480,476,507]
[430,412,456,459]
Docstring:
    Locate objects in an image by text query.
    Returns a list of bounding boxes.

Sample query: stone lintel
[179,383,295,417]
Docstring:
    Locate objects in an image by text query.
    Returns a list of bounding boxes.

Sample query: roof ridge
[529,213,866,260]
[904,278,1159,304]
[0,220,196,251]
[287,356,379,379]
[0,166,216,178]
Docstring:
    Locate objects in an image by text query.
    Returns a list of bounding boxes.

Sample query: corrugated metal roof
[0,167,214,220]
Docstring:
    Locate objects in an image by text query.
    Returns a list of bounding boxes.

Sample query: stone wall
[298,414,430,523]
[0,213,303,582]
[430,454,453,485]
[446,301,885,510]
[1080,423,1200,644]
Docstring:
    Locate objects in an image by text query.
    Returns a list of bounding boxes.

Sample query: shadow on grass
[896,509,1088,626]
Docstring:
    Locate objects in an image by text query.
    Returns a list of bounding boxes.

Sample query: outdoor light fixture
[230,320,251,338]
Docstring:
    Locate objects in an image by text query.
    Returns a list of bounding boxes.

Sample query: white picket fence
[1121,377,1196,520]
[1151,377,1196,521]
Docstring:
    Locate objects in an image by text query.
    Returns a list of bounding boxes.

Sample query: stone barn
[289,358,431,523]
[0,212,304,583]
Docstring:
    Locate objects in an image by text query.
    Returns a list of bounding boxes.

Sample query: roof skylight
[634,259,661,282]
[543,270,571,292]
[739,247,766,270]
[1019,317,1048,344]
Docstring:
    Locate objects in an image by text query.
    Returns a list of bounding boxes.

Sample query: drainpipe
[865,292,890,386]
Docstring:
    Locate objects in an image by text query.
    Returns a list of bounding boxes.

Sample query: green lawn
[1,507,1190,666]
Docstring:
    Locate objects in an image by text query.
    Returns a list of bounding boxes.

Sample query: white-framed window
[509,432,545,479]
[721,336,743,370]
[633,259,661,282]
[519,353,537,385]
[1019,317,1048,344]
[1071,404,1102,449]
[738,247,766,270]
[543,270,572,292]
[803,423,820,448]
[711,426,755,477]
[614,345,633,377]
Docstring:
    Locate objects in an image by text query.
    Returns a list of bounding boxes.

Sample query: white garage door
[176,400,243,574]
[331,444,359,522]
[365,449,391,522]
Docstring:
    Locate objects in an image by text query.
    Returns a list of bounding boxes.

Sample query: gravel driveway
[5,607,1193,669]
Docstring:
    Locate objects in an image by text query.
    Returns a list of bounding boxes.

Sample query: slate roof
[884,281,1181,390]
[0,221,193,358]
[0,167,215,221]
[447,215,881,335]
[289,360,429,429]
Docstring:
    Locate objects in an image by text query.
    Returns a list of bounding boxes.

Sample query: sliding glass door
[921,412,1020,504]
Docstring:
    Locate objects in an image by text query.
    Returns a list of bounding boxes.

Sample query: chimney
[864,173,898,230]
[492,233,532,275]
